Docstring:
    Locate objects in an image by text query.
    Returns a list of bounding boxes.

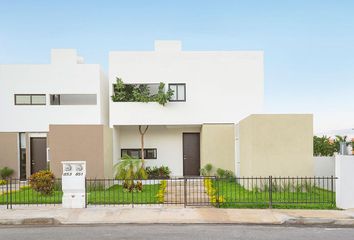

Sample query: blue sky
[0,1,353,130]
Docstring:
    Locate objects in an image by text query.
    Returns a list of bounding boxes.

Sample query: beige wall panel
[239,114,314,177]
[201,124,235,174]
[103,126,113,178]
[49,125,106,178]
[0,133,19,178]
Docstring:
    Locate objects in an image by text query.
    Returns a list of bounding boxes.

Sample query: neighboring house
[0,41,315,179]
[0,49,110,179]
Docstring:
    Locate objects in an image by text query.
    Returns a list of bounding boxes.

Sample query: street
[0,224,354,240]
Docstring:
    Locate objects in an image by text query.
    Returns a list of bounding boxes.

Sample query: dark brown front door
[30,137,47,174]
[183,133,200,176]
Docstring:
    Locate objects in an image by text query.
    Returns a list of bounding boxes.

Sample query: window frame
[168,83,186,102]
[14,94,46,105]
[121,148,157,160]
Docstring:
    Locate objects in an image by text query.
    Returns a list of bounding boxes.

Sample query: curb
[0,218,61,225]
[1,217,354,226]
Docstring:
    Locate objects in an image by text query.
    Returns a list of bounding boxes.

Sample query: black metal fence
[86,176,336,209]
[0,178,62,209]
[0,176,336,209]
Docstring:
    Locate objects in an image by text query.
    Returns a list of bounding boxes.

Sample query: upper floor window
[168,83,186,102]
[14,94,46,105]
[50,94,97,105]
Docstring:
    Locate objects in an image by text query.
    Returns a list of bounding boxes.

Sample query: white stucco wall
[109,40,264,126]
[115,125,201,176]
[314,156,335,177]
[0,49,107,132]
[335,155,354,209]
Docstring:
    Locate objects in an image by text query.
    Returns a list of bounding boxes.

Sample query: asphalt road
[0,224,354,240]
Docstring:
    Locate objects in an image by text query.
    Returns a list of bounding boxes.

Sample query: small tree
[114,155,147,192]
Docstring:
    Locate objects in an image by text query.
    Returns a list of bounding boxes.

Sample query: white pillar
[335,155,354,209]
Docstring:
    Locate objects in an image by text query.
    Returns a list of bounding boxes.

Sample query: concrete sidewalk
[1,206,354,226]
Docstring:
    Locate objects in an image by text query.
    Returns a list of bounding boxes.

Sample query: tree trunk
[139,125,149,168]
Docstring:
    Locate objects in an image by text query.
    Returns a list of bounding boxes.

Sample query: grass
[0,188,62,204]
[213,179,336,209]
[0,183,161,205]
[87,184,161,204]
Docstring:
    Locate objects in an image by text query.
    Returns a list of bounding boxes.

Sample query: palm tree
[114,155,147,191]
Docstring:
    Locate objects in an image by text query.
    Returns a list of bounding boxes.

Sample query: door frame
[182,132,201,176]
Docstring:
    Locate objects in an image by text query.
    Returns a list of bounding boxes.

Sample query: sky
[0,0,353,132]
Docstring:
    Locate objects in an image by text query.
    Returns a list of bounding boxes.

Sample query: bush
[216,168,226,178]
[146,166,171,179]
[156,180,167,203]
[0,179,7,185]
[29,170,55,195]
[0,167,14,179]
[200,163,213,176]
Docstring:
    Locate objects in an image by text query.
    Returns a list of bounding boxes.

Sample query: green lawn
[0,188,62,204]
[0,183,161,205]
[87,184,161,204]
[212,179,336,209]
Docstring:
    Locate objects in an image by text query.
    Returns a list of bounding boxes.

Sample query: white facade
[109,41,264,126]
[114,125,201,176]
[0,49,108,132]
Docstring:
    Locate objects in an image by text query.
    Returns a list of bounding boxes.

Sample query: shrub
[224,170,235,179]
[0,167,14,179]
[156,180,167,203]
[29,170,55,195]
[146,166,171,179]
[200,163,213,176]
[0,179,7,185]
[216,168,226,178]
[204,178,224,207]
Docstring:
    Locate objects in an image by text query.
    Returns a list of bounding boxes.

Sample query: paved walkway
[1,206,354,226]
[164,179,210,206]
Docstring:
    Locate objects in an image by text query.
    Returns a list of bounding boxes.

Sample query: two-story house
[108,41,264,176]
[0,41,314,179]
[0,49,110,179]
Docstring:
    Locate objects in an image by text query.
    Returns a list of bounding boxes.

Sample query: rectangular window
[49,94,97,105]
[15,94,46,105]
[121,148,157,159]
[168,83,186,101]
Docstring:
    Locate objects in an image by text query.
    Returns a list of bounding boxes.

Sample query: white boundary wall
[314,156,335,177]
[335,155,354,209]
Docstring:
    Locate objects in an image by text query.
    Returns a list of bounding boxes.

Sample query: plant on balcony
[111,78,174,106]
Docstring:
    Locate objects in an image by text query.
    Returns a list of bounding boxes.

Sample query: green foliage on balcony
[111,78,174,106]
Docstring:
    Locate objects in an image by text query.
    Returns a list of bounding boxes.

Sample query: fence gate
[163,177,213,207]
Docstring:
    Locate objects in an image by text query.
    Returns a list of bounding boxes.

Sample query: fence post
[331,175,334,206]
[85,178,87,208]
[6,179,9,209]
[269,176,272,209]
[216,177,220,208]
[184,178,187,208]
[132,179,134,208]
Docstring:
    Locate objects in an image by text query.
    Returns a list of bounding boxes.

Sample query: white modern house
[109,41,264,176]
[0,49,109,179]
[0,41,314,179]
